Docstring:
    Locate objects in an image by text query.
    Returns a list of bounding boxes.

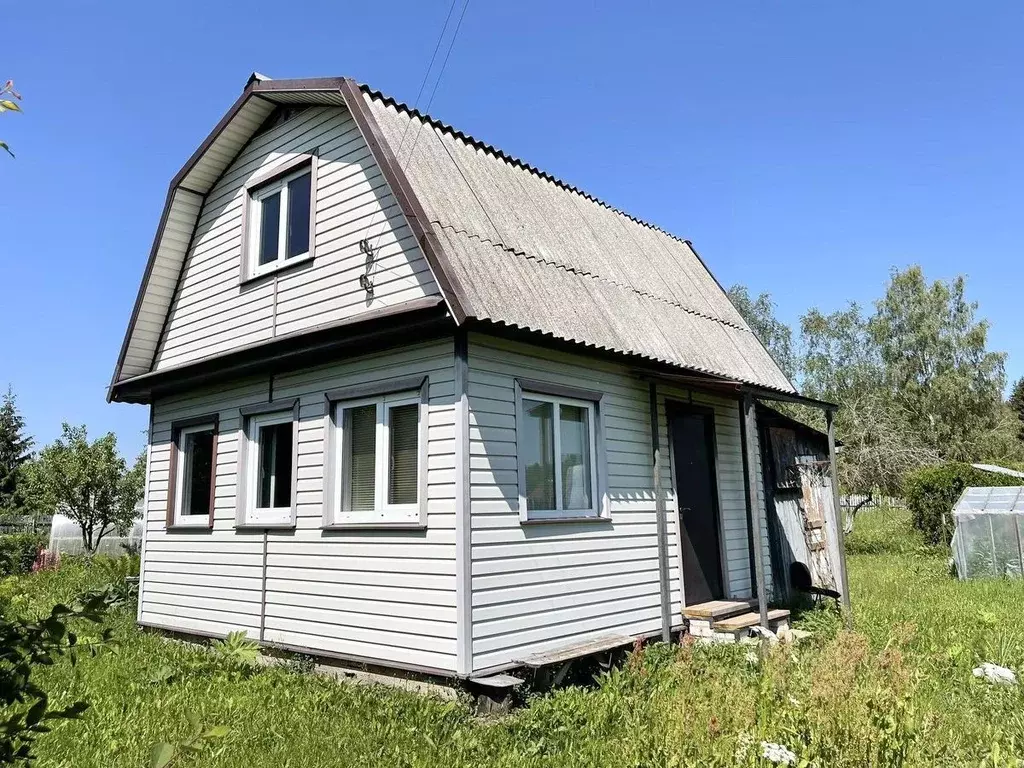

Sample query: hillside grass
[1,508,1022,767]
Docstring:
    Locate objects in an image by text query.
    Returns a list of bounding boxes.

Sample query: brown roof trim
[111,297,451,404]
[756,403,840,444]
[251,77,347,93]
[338,78,470,324]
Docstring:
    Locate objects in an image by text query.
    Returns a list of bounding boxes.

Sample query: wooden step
[515,633,632,669]
[682,599,756,621]
[715,609,790,632]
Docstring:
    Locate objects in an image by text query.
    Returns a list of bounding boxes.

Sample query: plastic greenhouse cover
[47,513,144,556]
[953,486,1024,515]
[951,487,1024,580]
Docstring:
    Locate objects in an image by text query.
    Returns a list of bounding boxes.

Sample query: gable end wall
[153,105,440,372]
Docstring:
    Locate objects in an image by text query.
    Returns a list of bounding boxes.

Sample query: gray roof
[111,75,797,397]
[364,91,794,393]
[954,486,1024,515]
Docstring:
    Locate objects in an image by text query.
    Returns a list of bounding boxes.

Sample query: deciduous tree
[1009,377,1024,443]
[730,265,1018,496]
[28,425,143,553]
[869,266,1007,460]
[727,284,796,379]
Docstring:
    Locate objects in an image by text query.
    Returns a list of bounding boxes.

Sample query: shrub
[0,587,118,763]
[903,463,1022,545]
[0,533,48,577]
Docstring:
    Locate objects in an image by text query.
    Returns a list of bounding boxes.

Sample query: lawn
[4,507,1024,767]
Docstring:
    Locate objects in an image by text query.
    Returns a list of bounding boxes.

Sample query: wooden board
[515,634,632,669]
[682,599,756,620]
[469,673,525,688]
[715,609,790,632]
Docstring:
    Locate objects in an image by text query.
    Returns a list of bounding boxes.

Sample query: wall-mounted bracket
[359,239,376,298]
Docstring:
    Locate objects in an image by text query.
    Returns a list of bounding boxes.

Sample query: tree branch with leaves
[0,79,22,158]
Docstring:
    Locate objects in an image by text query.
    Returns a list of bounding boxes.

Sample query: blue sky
[2,1,1022,456]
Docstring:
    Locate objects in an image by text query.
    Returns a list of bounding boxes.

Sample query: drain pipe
[649,381,672,643]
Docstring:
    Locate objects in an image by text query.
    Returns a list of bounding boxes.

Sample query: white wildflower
[746,651,760,665]
[761,741,797,766]
[973,662,1017,685]
[788,695,801,707]
[735,732,755,761]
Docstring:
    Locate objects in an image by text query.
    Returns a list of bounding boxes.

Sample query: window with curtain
[335,391,422,522]
[520,391,598,519]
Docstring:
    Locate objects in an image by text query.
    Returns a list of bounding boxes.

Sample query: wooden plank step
[516,634,632,669]
[469,673,525,689]
[715,609,790,632]
[682,599,756,621]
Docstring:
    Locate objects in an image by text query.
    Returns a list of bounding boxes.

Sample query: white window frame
[172,422,217,527]
[249,165,312,277]
[515,380,606,523]
[323,376,429,529]
[236,400,299,528]
[240,153,318,283]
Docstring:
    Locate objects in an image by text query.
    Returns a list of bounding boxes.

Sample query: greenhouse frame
[951,486,1024,580]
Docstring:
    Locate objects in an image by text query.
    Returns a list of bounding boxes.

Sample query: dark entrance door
[669,405,724,605]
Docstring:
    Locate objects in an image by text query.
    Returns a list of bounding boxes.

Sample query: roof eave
[107,80,262,402]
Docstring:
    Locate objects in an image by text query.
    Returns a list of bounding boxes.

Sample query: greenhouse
[951,486,1024,580]
[47,513,143,556]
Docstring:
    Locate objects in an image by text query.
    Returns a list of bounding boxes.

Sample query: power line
[389,0,461,162]
[360,0,472,287]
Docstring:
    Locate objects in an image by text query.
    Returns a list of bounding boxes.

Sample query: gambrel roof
[110,74,796,400]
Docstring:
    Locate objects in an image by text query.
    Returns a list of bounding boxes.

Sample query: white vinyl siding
[139,340,458,673]
[154,105,440,371]
[466,334,770,673]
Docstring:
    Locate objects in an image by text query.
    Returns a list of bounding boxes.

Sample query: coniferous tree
[0,387,33,515]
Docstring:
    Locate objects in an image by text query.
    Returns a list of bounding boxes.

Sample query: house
[109,74,846,682]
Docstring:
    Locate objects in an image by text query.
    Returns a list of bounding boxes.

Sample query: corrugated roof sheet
[434,225,793,389]
[364,90,795,392]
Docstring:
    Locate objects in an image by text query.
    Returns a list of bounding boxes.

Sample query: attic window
[242,154,318,281]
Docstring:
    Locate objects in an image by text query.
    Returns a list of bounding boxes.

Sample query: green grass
[5,511,1024,767]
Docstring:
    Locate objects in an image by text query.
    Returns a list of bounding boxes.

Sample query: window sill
[166,521,213,531]
[322,521,426,531]
[521,515,611,526]
[240,252,314,288]
[235,521,296,531]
